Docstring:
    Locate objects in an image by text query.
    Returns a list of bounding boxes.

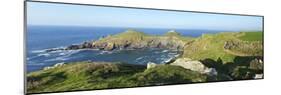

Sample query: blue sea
[26,26,222,72]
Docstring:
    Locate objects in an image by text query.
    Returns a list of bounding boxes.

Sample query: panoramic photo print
[25,1,263,94]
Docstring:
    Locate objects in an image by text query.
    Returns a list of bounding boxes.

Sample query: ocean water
[26,26,221,72]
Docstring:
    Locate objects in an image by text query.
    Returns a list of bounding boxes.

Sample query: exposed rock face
[223,40,263,56]
[43,62,65,70]
[249,58,263,70]
[54,62,65,67]
[104,42,115,51]
[91,38,185,51]
[66,41,93,50]
[170,58,217,75]
[203,68,218,76]
[147,62,158,69]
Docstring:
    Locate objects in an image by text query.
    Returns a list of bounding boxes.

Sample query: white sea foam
[99,51,113,55]
[38,53,51,57]
[27,56,39,60]
[168,52,177,55]
[27,63,45,66]
[136,56,145,61]
[28,52,52,60]
[59,52,66,55]
[31,46,66,53]
[56,49,81,57]
[164,57,173,63]
[31,50,45,53]
[45,50,82,62]
[162,50,169,53]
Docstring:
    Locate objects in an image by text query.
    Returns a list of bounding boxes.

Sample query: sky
[26,2,263,31]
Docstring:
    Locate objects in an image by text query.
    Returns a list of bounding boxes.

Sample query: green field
[239,32,263,41]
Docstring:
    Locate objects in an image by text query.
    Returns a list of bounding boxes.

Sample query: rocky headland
[65,29,190,51]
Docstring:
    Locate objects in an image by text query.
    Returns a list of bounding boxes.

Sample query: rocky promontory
[65,29,191,51]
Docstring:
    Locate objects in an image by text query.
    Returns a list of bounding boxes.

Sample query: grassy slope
[27,62,206,94]
[239,32,263,41]
[27,62,145,93]
[183,32,263,63]
[183,32,237,63]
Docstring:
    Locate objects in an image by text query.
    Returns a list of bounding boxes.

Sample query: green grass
[183,32,237,63]
[27,62,146,93]
[27,62,207,94]
[132,65,207,84]
[239,32,263,41]
[183,32,263,63]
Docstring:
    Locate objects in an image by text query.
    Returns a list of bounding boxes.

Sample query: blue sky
[27,2,263,31]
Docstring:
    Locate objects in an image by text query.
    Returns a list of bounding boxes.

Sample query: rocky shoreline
[64,38,186,51]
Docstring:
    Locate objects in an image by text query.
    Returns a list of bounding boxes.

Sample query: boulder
[170,58,217,75]
[254,74,263,79]
[104,43,115,51]
[66,45,80,50]
[147,62,158,69]
[204,68,218,76]
[43,66,54,70]
[249,58,263,70]
[54,62,65,67]
[43,63,65,70]
[81,41,93,48]
[45,48,64,52]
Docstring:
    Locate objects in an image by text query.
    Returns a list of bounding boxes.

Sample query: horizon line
[26,24,262,32]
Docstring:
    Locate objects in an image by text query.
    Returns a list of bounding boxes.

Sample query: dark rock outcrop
[65,41,93,50]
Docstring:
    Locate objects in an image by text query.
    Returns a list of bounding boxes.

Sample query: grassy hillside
[181,31,263,80]
[183,32,237,63]
[182,32,263,63]
[238,31,263,41]
[27,62,207,94]
[27,30,263,94]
